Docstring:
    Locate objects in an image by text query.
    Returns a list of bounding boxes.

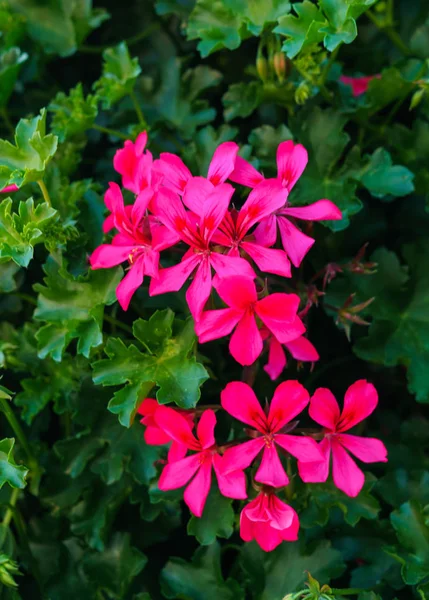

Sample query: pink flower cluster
[139,379,387,552]
[90,131,342,377]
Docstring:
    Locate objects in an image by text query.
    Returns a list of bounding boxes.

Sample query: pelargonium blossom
[221,381,323,487]
[261,328,319,380]
[153,141,239,195]
[113,131,154,194]
[240,489,299,551]
[156,407,247,517]
[137,398,194,462]
[195,275,306,366]
[90,182,176,310]
[339,75,379,97]
[229,140,342,267]
[149,183,256,319]
[299,380,388,497]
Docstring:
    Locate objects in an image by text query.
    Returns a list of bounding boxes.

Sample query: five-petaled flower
[195,276,305,366]
[156,406,247,517]
[221,381,323,487]
[240,489,299,552]
[298,380,388,497]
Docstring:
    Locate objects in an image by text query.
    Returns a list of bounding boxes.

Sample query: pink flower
[240,490,299,551]
[153,141,239,195]
[149,183,254,319]
[0,184,19,194]
[137,399,194,462]
[298,380,388,497]
[195,276,305,366]
[221,381,323,487]
[229,140,342,267]
[262,329,319,380]
[156,407,247,517]
[113,131,153,194]
[339,75,379,97]
[90,182,174,311]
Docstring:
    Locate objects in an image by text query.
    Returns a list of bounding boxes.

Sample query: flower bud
[295,81,311,105]
[273,51,290,83]
[256,56,269,82]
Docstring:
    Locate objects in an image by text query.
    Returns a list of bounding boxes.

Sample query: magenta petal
[131,188,153,225]
[255,445,289,487]
[229,156,264,188]
[264,337,286,381]
[0,184,19,193]
[229,311,263,366]
[90,244,134,269]
[213,274,257,310]
[153,153,192,195]
[197,409,217,449]
[285,336,319,362]
[237,179,287,233]
[281,199,342,221]
[186,258,212,319]
[222,438,265,473]
[207,141,239,185]
[331,438,365,497]
[200,183,235,241]
[102,214,115,233]
[253,522,284,552]
[254,215,278,247]
[213,454,247,499]
[309,388,341,430]
[338,379,378,432]
[267,495,295,530]
[277,216,315,267]
[220,381,267,430]
[155,406,199,450]
[210,252,255,281]
[158,454,201,490]
[268,380,310,432]
[276,140,308,192]
[337,434,387,463]
[182,176,214,214]
[297,437,331,483]
[116,256,146,310]
[275,434,323,462]
[255,293,305,344]
[241,242,291,278]
[184,459,212,517]
[167,441,188,463]
[195,307,241,343]
[149,254,199,296]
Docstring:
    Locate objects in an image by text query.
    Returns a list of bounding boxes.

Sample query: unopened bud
[273,51,288,82]
[256,56,269,82]
[295,81,311,105]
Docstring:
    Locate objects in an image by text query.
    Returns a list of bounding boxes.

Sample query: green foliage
[49,84,98,142]
[0,438,27,490]
[0,47,27,108]
[187,488,234,545]
[94,42,142,109]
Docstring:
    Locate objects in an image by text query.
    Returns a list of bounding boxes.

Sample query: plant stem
[0,397,39,471]
[366,10,412,56]
[129,90,147,127]
[1,488,19,528]
[37,179,52,207]
[92,124,128,140]
[104,314,133,334]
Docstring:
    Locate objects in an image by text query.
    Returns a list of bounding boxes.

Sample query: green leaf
[161,543,244,600]
[187,0,244,57]
[0,262,19,293]
[7,0,109,57]
[34,258,122,361]
[223,81,263,122]
[319,0,377,51]
[182,124,239,175]
[187,488,234,545]
[54,430,105,479]
[248,124,293,168]
[389,501,429,585]
[49,83,98,142]
[356,148,415,200]
[274,1,327,58]
[155,0,195,17]
[83,532,147,598]
[92,310,209,425]
[0,47,27,108]
[94,42,141,109]
[153,59,221,137]
[224,0,291,35]
[0,198,58,267]
[0,438,28,490]
[240,539,345,599]
[410,18,429,59]
[0,109,58,188]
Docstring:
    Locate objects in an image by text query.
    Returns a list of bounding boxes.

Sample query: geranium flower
[339,75,379,97]
[240,490,299,551]
[261,329,319,380]
[156,407,247,517]
[113,131,153,194]
[229,140,342,266]
[195,276,305,366]
[153,141,239,195]
[90,182,175,310]
[137,398,194,462]
[221,381,323,487]
[149,183,254,319]
[298,380,388,497]
[0,184,19,194]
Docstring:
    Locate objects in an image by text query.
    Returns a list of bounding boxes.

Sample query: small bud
[256,56,269,82]
[295,81,311,105]
[410,88,425,110]
[273,51,287,82]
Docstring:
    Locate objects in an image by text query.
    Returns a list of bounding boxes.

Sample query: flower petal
[183,459,212,517]
[197,409,217,449]
[255,294,305,344]
[297,437,331,483]
[237,179,287,233]
[185,257,212,319]
[200,183,235,242]
[264,336,286,381]
[267,494,296,530]
[221,381,267,430]
[277,215,315,267]
[116,256,146,310]
[222,438,265,473]
[153,153,192,195]
[253,522,284,552]
[281,199,342,221]
[149,254,199,296]
[338,379,379,432]
[331,438,365,497]
[152,187,189,238]
[229,311,263,366]
[208,141,239,185]
[229,156,264,188]
[213,275,257,310]
[309,388,341,430]
[195,308,241,343]
[154,405,200,450]
[285,336,319,362]
[241,242,291,278]
[131,188,153,225]
[254,214,278,247]
[276,140,308,192]
[275,434,323,462]
[268,380,310,432]
[212,454,247,499]
[167,441,188,463]
[210,254,255,282]
[182,176,214,214]
[90,244,135,269]
[255,445,289,487]
[158,454,201,490]
[337,434,387,463]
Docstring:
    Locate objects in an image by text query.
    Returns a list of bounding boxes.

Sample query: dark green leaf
[94,42,141,109]
[187,488,234,545]
[49,83,98,142]
[0,47,27,108]
[0,438,27,490]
